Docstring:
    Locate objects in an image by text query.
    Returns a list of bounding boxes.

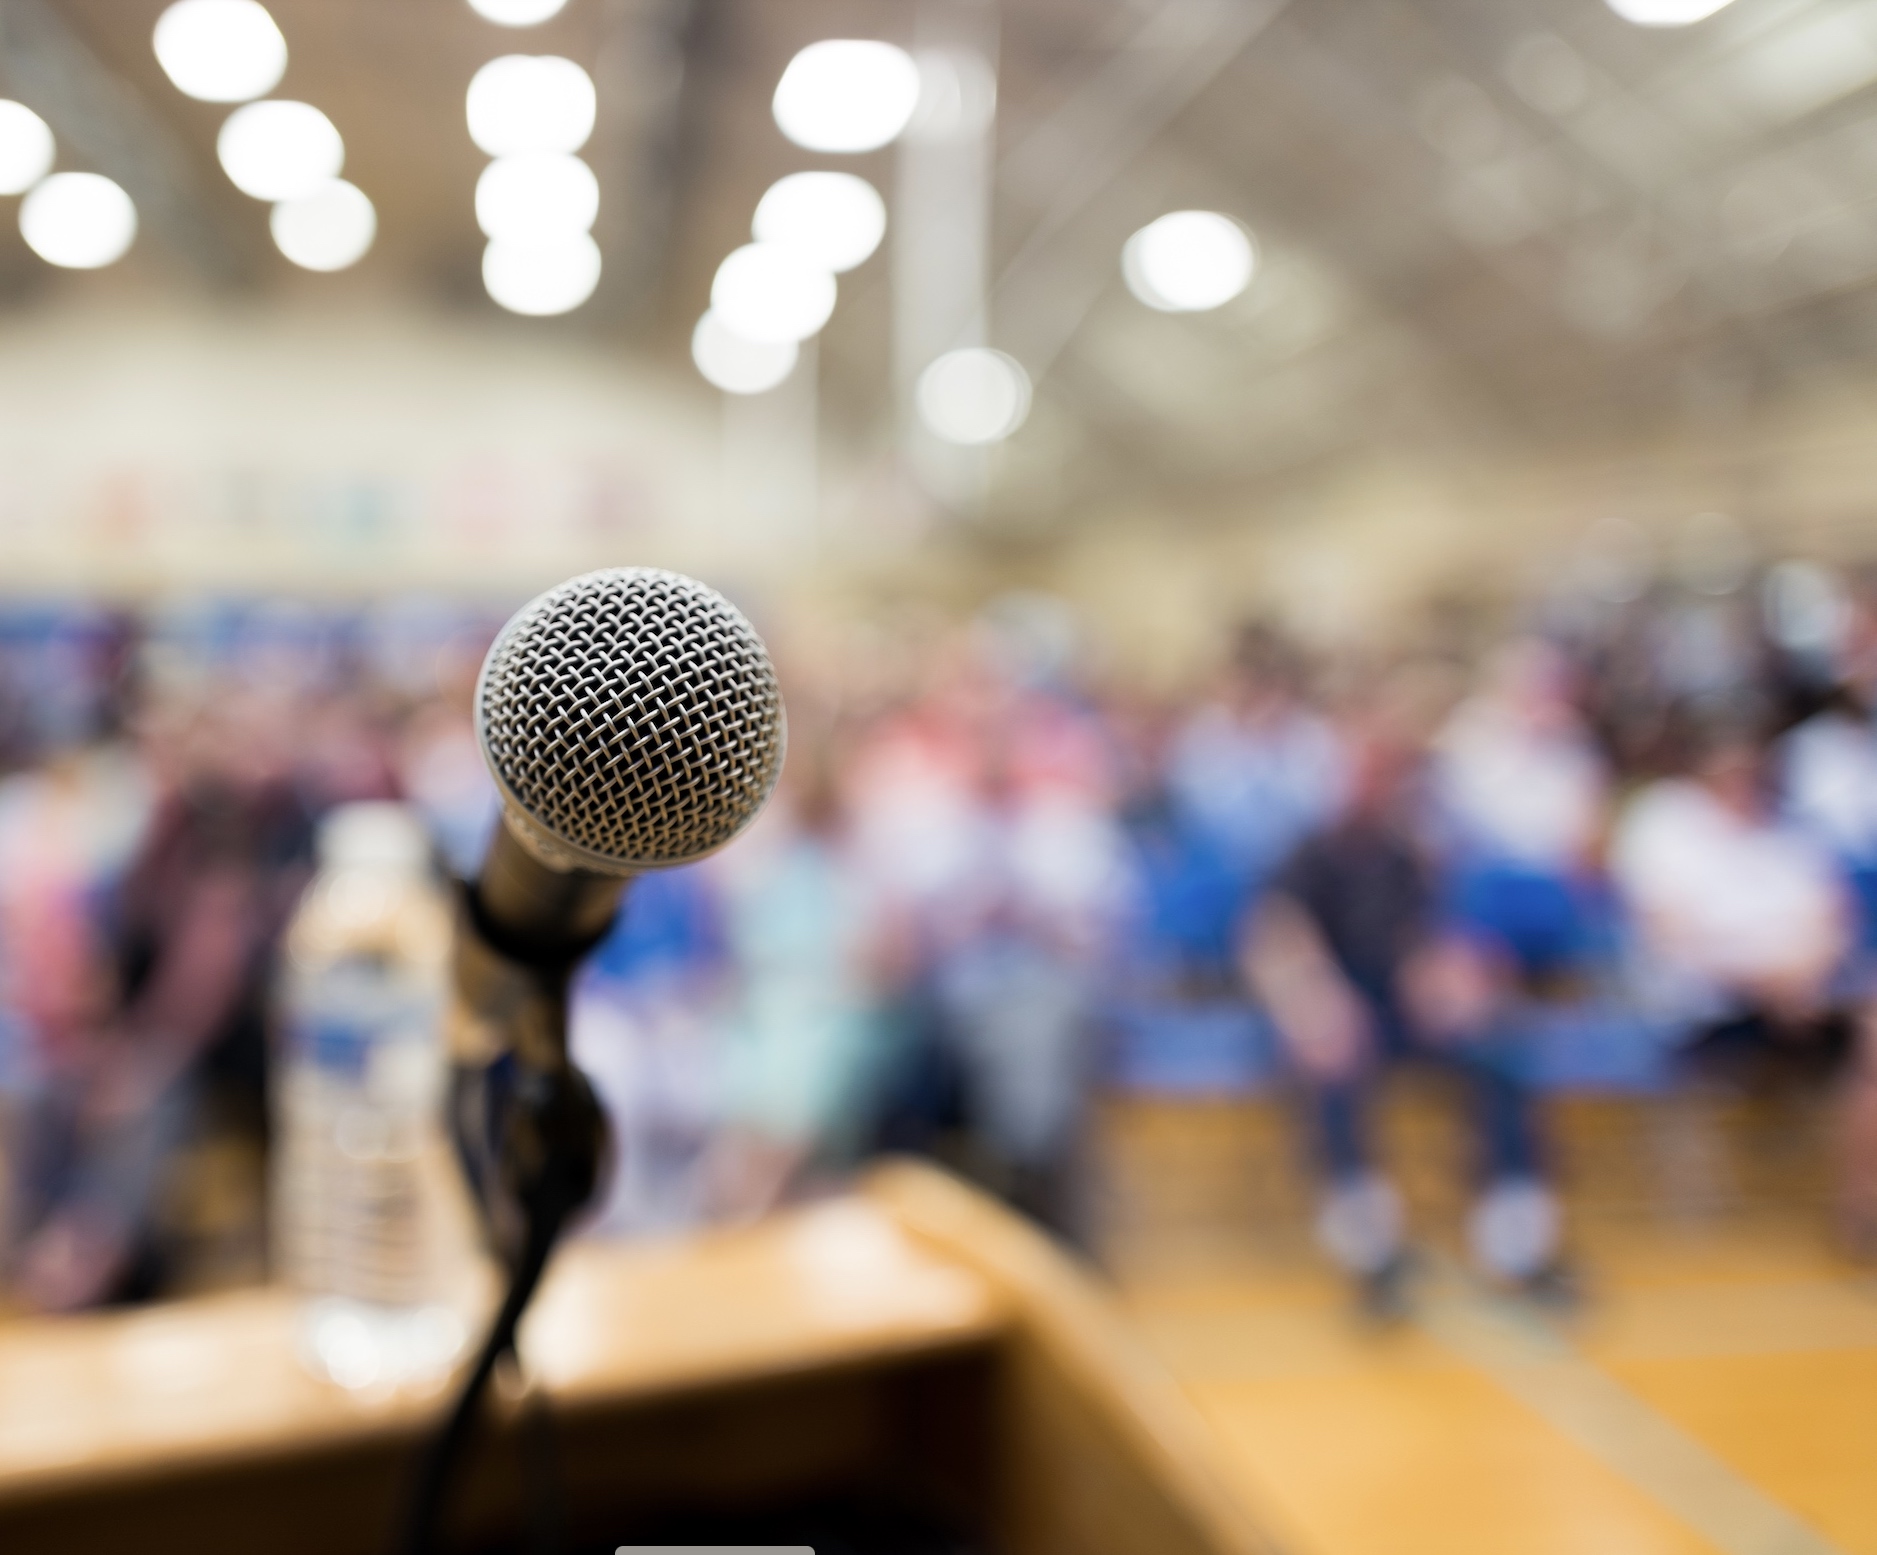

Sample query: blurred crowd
[5,549,1877,1313]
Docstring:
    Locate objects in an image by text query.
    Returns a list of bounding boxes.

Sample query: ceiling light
[20,172,136,268]
[153,0,287,103]
[752,171,885,273]
[483,233,601,315]
[475,153,597,243]
[1603,0,1737,25]
[917,348,1030,444]
[772,40,920,153]
[710,242,837,344]
[692,310,799,394]
[466,55,595,156]
[270,178,375,270]
[1123,211,1255,312]
[218,100,343,200]
[466,0,569,24]
[0,102,54,195]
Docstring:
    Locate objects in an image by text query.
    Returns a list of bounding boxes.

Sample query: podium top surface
[0,1195,1005,1506]
[0,1165,1282,1555]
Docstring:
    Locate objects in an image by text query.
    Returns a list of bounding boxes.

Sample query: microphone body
[448,819,628,1074]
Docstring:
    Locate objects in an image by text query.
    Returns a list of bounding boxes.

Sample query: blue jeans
[1309,1008,1546,1186]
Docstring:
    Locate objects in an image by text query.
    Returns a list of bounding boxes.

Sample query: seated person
[1166,624,1347,904]
[1611,716,1877,1252]
[1782,588,1877,950]
[1119,777,1251,999]
[1245,707,1568,1319]
[1433,638,1614,990]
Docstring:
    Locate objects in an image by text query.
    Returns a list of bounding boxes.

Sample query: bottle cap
[318,801,431,872]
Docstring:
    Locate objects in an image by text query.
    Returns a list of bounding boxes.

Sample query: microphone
[409,568,784,1555]
[474,562,785,954]
[448,566,787,1254]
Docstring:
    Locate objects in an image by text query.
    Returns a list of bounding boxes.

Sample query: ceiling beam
[0,0,254,287]
[587,0,696,329]
[990,0,1293,379]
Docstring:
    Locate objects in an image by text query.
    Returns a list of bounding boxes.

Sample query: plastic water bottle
[273,801,475,1389]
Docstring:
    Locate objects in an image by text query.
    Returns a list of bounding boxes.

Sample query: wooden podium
[0,1162,1281,1555]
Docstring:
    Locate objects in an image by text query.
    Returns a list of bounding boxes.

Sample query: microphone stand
[403,830,623,1555]
[403,1059,603,1555]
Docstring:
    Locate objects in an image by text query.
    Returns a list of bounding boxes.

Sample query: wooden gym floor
[1094,1088,1877,1555]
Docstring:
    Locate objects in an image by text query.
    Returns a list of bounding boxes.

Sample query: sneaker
[1515,1258,1584,1313]
[1357,1250,1419,1325]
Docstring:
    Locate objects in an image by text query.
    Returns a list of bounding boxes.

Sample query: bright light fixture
[1122,210,1255,312]
[483,233,601,315]
[270,178,375,270]
[772,40,920,153]
[1603,0,1736,24]
[475,153,597,243]
[466,0,569,24]
[20,172,136,268]
[917,348,1031,445]
[0,102,54,195]
[218,100,343,200]
[710,242,837,344]
[752,171,885,273]
[153,0,287,103]
[692,310,800,394]
[466,55,595,156]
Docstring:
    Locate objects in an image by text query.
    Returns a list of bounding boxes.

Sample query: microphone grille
[476,568,785,873]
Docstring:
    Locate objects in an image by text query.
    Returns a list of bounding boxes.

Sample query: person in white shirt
[1611,719,1877,1252]
[1781,598,1877,955]
[1433,639,1612,984]
[1780,577,1877,931]
[1166,625,1347,897]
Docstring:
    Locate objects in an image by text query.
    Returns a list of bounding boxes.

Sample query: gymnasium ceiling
[7,0,1877,523]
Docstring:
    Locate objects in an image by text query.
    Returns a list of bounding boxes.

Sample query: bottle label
[276,957,445,1309]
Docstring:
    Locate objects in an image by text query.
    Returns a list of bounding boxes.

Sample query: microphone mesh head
[476,568,785,873]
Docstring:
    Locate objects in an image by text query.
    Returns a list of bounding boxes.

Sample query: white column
[894,0,999,511]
